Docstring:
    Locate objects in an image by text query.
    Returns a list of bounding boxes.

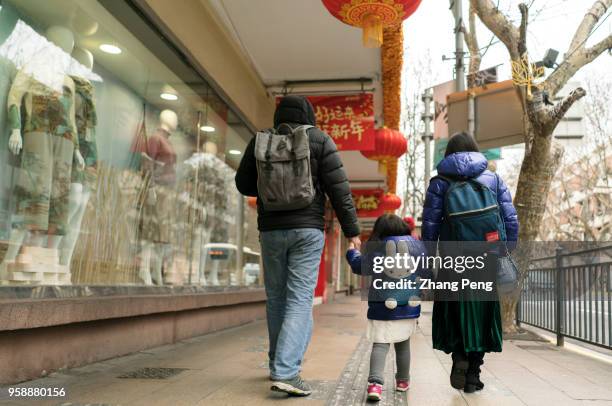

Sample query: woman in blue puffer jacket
[346,214,429,401]
[422,132,518,394]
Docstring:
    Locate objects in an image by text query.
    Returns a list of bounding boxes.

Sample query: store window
[0,0,260,288]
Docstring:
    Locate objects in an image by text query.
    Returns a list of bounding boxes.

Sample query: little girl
[346,214,428,401]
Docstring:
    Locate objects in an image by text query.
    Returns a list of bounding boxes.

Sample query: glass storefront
[0,0,260,288]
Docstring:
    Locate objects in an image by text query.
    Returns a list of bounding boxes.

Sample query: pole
[452,0,466,92]
[188,111,203,285]
[555,246,565,347]
[236,196,245,286]
[421,88,433,189]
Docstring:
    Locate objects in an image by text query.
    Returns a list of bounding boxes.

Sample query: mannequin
[1,26,84,284]
[138,109,178,285]
[58,47,98,267]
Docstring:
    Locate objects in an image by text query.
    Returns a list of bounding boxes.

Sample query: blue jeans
[260,228,325,380]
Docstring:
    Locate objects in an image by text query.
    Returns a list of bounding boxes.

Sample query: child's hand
[348,236,361,250]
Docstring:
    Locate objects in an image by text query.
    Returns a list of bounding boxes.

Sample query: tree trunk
[500,130,563,332]
[501,294,520,333]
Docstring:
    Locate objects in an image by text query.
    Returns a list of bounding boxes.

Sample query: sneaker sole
[270,382,311,396]
[450,360,469,390]
[396,386,409,392]
[367,392,382,401]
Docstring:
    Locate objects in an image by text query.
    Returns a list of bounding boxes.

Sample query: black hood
[274,95,316,127]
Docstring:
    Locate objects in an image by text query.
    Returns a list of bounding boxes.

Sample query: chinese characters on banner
[352,189,385,218]
[276,94,375,151]
[308,94,375,151]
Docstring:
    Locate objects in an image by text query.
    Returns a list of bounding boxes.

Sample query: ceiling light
[200,125,215,132]
[99,44,122,54]
[228,149,241,155]
[160,93,178,101]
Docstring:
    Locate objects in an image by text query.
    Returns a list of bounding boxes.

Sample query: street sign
[447,80,524,149]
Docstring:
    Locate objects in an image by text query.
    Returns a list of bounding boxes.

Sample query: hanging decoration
[380,23,404,195]
[321,0,422,47]
[360,127,407,177]
[379,193,402,211]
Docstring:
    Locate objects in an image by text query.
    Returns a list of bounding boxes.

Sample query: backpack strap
[289,125,313,176]
[263,131,274,172]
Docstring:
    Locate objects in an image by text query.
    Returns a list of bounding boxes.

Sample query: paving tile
[4,295,611,406]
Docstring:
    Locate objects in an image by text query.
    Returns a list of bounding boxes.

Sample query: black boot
[450,352,469,390]
[464,352,484,393]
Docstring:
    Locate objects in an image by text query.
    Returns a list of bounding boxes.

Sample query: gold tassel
[362,14,383,47]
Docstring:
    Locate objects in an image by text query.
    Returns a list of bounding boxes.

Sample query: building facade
[0,0,408,384]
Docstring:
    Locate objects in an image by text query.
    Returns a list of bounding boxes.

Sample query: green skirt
[432,300,503,354]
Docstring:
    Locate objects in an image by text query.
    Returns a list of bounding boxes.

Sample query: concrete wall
[0,291,266,384]
[141,0,275,131]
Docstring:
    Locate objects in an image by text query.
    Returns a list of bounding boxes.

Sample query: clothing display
[70,76,97,186]
[13,132,74,235]
[0,2,246,289]
[140,185,175,244]
[7,71,78,147]
[8,71,77,236]
[133,128,177,186]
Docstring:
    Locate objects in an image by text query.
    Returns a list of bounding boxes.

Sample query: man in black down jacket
[235,96,360,396]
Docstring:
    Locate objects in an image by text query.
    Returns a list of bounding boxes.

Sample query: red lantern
[361,128,407,161]
[321,0,422,47]
[379,193,402,211]
[247,196,257,209]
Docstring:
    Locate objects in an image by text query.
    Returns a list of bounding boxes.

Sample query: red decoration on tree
[379,193,402,211]
[321,0,422,47]
[361,128,407,161]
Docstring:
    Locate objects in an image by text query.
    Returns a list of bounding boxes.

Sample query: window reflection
[0,0,260,289]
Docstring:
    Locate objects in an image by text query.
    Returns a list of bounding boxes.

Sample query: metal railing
[517,245,612,349]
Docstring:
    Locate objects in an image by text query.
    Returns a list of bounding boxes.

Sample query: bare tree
[462,3,483,88]
[470,0,612,332]
[400,51,434,220]
[541,77,612,241]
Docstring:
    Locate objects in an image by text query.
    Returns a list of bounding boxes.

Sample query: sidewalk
[1,295,611,406]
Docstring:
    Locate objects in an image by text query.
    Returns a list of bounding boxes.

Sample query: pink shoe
[396,379,410,392]
[367,382,382,401]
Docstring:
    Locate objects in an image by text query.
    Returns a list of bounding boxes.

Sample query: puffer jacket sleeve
[495,174,519,244]
[421,177,449,250]
[346,249,362,275]
[319,134,360,237]
[409,239,433,280]
[235,137,258,197]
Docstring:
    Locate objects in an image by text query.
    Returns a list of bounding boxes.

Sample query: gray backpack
[254,124,315,211]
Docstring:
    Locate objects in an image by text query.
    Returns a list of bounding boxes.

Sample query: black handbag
[496,251,519,294]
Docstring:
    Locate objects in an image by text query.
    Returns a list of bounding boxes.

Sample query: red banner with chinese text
[352,189,385,218]
[309,94,375,151]
[276,94,375,151]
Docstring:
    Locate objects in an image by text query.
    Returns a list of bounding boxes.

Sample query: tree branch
[568,0,611,55]
[463,5,482,87]
[548,87,587,130]
[544,0,611,96]
[471,0,521,59]
[518,3,528,56]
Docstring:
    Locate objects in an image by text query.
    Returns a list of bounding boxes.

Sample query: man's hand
[348,236,361,250]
